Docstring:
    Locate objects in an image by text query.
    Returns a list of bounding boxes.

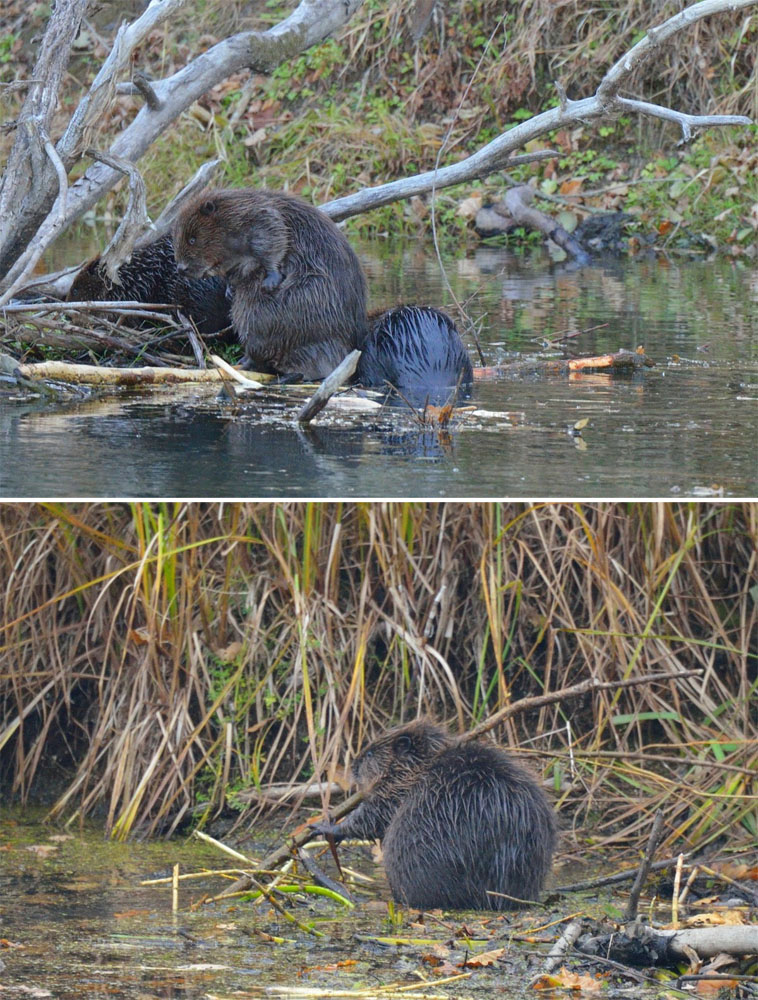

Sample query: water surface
[2,243,757,497]
[0,811,568,999]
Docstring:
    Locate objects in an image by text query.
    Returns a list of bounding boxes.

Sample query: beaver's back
[357,306,472,403]
[382,739,557,910]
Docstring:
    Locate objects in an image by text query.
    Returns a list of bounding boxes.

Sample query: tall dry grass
[335,0,757,131]
[0,502,755,852]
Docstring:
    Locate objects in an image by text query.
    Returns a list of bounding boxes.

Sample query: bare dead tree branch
[0,0,754,287]
[595,0,758,103]
[322,0,755,222]
[0,0,88,270]
[0,131,69,304]
[0,0,366,279]
[84,150,152,282]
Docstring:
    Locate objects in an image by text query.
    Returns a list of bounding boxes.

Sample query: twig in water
[553,854,690,893]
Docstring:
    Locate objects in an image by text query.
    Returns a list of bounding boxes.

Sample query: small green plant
[386,898,404,930]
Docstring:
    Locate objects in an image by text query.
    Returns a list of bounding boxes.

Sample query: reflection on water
[4,242,758,498]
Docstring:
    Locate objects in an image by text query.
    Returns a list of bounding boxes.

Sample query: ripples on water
[2,242,757,497]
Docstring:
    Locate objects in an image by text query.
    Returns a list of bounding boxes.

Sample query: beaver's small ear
[395,733,413,754]
[199,199,217,216]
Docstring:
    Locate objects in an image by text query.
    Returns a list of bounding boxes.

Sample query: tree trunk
[0,0,90,270]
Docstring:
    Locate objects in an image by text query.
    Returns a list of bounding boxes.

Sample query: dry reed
[0,502,755,852]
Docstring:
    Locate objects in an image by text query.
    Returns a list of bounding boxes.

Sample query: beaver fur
[313,720,556,911]
[68,235,231,336]
[358,306,472,402]
[173,188,368,379]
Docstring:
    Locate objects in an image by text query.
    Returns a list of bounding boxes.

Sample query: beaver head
[173,188,288,284]
[351,720,453,794]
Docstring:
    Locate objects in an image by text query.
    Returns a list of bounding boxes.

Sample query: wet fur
[173,188,368,379]
[68,235,231,336]
[317,720,556,911]
[358,306,473,401]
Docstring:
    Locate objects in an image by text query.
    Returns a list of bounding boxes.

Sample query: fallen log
[0,354,273,386]
[577,921,758,964]
[474,347,653,379]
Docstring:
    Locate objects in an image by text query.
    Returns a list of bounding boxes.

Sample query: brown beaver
[172,188,368,380]
[68,234,232,336]
[358,306,472,403]
[312,720,556,911]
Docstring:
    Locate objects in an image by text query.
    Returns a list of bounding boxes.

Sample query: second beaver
[68,235,232,336]
[312,720,556,911]
[358,306,473,403]
[173,188,368,380]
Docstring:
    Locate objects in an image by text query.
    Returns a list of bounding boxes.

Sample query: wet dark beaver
[68,234,231,336]
[357,306,473,402]
[173,188,368,380]
[313,720,556,911]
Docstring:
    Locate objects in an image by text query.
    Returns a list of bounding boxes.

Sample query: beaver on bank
[68,235,232,336]
[312,720,556,911]
[173,188,368,380]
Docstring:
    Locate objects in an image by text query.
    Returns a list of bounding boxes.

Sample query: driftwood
[297,350,363,422]
[1,0,754,292]
[474,348,654,379]
[624,810,665,921]
[542,920,584,975]
[554,855,691,894]
[577,922,758,964]
[477,186,592,263]
[0,355,273,386]
[210,354,265,390]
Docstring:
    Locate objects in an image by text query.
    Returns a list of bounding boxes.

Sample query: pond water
[2,241,757,498]
[0,811,570,1000]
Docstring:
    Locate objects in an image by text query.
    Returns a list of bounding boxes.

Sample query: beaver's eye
[188,236,197,246]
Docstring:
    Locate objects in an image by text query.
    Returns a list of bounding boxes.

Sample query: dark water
[2,242,757,498]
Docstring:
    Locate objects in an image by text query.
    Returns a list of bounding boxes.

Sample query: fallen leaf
[695,977,738,995]
[214,641,242,662]
[560,179,583,197]
[243,128,267,148]
[533,966,605,992]
[717,862,758,881]
[463,946,505,967]
[701,953,739,973]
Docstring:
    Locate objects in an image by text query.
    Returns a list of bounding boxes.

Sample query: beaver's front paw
[308,820,345,842]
